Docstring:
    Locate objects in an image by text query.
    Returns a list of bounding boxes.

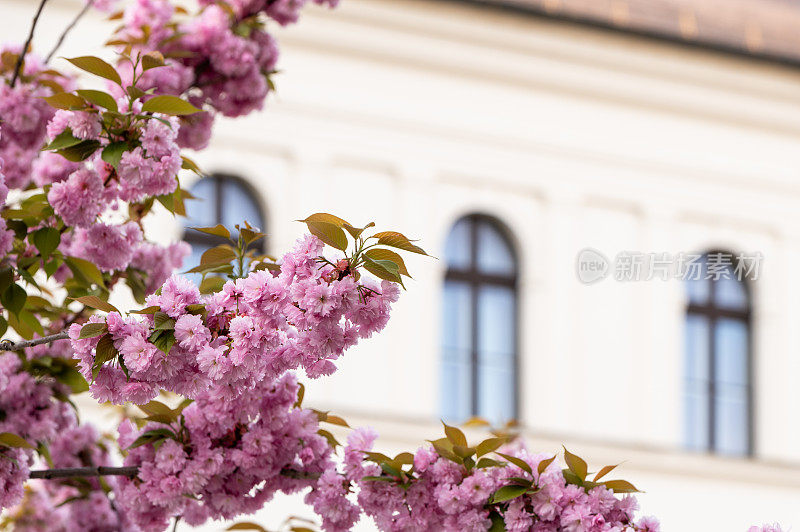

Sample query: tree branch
[29,466,139,479]
[0,331,70,352]
[28,465,320,481]
[10,0,49,88]
[46,0,93,64]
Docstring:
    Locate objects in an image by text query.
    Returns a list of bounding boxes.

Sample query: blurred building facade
[8,0,800,529]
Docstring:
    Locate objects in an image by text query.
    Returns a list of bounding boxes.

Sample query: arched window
[441,214,518,425]
[684,251,751,456]
[183,174,266,279]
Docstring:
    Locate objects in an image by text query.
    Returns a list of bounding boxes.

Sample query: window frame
[443,213,519,421]
[685,250,753,456]
[182,173,268,254]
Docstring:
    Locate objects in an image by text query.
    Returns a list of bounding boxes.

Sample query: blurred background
[7,0,800,529]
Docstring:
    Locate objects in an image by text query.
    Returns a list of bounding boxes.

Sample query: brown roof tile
[471,0,800,64]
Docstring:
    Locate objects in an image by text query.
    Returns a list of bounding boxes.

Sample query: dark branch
[10,0,49,88]
[28,465,320,481]
[29,466,139,479]
[46,0,94,64]
[0,331,70,352]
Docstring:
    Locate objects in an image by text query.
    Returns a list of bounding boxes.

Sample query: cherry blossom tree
[0,1,671,530]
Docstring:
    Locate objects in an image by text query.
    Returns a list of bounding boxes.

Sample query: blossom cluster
[9,425,134,532]
[316,434,662,532]
[68,235,398,405]
[4,424,131,531]
[0,47,71,189]
[116,372,331,530]
[0,352,75,508]
[108,0,339,150]
[46,108,182,220]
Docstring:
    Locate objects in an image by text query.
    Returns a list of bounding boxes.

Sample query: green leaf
[71,295,119,314]
[129,305,160,315]
[496,452,532,475]
[149,329,176,355]
[7,312,33,340]
[593,463,620,482]
[343,221,375,239]
[191,224,230,240]
[0,316,7,338]
[56,366,89,393]
[127,428,176,449]
[101,141,128,168]
[563,447,588,482]
[43,128,83,150]
[141,95,201,115]
[476,457,504,469]
[362,257,402,284]
[299,213,351,227]
[76,89,118,111]
[93,334,118,378]
[65,56,122,85]
[304,220,348,251]
[1,284,27,315]
[364,248,410,276]
[126,85,145,101]
[0,268,12,294]
[488,512,507,532]
[442,421,468,447]
[226,524,268,532]
[32,227,60,259]
[491,484,528,503]
[19,309,44,337]
[537,455,556,475]
[0,433,34,449]
[56,139,101,162]
[181,155,202,175]
[476,437,507,457]
[42,92,87,111]
[79,322,108,339]
[65,257,105,287]
[429,438,460,463]
[153,311,175,330]
[199,276,226,294]
[370,231,428,255]
[600,479,640,493]
[141,51,166,71]
[200,245,236,266]
[137,400,173,418]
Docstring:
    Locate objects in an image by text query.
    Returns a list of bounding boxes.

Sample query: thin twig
[0,331,70,352]
[28,465,320,481]
[10,0,49,88]
[45,0,94,64]
[29,466,139,479]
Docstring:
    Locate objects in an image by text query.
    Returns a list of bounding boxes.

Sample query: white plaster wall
[4,0,800,529]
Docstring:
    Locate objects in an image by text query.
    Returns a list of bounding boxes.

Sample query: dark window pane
[441,280,473,422]
[444,218,471,270]
[221,179,263,233]
[715,275,748,310]
[442,281,472,353]
[185,178,217,228]
[476,222,515,276]
[476,285,515,424]
[684,382,709,451]
[714,384,749,455]
[715,318,748,386]
[684,315,710,450]
[685,315,709,382]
